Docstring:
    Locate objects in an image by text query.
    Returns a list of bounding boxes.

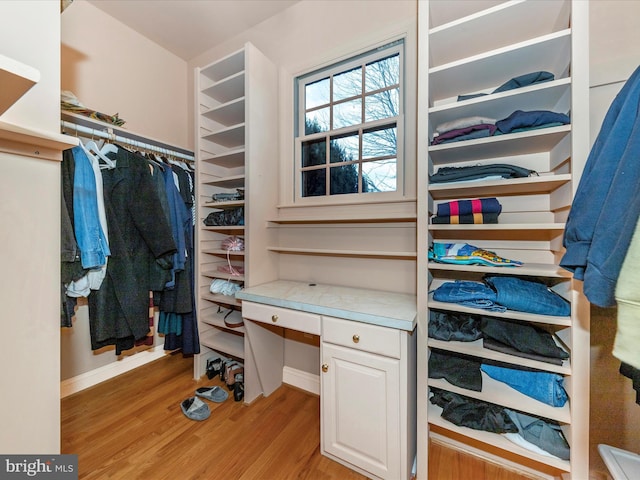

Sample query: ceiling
[85,0,301,60]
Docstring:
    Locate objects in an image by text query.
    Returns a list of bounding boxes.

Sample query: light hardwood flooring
[61,353,542,480]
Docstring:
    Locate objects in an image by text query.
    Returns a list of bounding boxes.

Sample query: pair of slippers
[180,385,229,421]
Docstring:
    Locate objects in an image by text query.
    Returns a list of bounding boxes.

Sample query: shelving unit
[416,1,590,479]
[194,42,279,379]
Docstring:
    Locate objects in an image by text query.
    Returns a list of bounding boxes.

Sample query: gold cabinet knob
[352,334,360,344]
[321,364,329,373]
[271,314,278,322]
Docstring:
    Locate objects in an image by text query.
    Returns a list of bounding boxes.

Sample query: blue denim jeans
[431,280,506,312]
[505,409,570,460]
[484,276,570,316]
[481,364,568,407]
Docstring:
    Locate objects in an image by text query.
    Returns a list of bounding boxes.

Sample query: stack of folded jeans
[431,199,502,225]
[481,317,569,365]
[431,276,571,316]
[480,363,568,407]
[429,388,570,460]
[429,163,536,184]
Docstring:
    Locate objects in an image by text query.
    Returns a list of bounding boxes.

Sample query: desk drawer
[322,316,400,359]
[242,301,321,335]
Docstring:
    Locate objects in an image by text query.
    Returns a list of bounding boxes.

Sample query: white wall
[61,0,189,149]
[0,0,63,454]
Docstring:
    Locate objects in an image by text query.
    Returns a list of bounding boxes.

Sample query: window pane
[302,138,326,167]
[305,108,329,134]
[365,54,400,92]
[363,126,397,159]
[333,66,362,101]
[330,133,359,164]
[362,159,396,193]
[305,77,330,109]
[365,88,399,122]
[302,169,326,197]
[333,99,361,129]
[330,165,359,195]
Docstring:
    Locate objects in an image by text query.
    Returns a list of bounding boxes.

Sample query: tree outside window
[296,41,403,199]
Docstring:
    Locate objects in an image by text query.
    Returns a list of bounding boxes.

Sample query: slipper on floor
[195,385,229,403]
[180,396,211,421]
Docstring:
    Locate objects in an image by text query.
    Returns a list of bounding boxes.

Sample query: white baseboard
[60,346,168,398]
[282,366,320,395]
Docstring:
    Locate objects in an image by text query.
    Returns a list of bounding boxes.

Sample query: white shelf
[201,147,245,168]
[427,338,571,375]
[200,306,246,334]
[202,269,245,283]
[428,125,571,164]
[428,174,571,200]
[428,371,571,424]
[429,78,571,126]
[201,291,242,308]
[204,174,245,189]
[0,54,40,116]
[201,71,245,104]
[429,409,570,472]
[200,48,244,82]
[202,248,245,257]
[203,199,245,209]
[429,29,571,103]
[202,97,245,127]
[428,295,572,327]
[429,0,570,67]
[201,123,245,148]
[427,261,572,278]
[200,328,244,359]
[268,246,417,259]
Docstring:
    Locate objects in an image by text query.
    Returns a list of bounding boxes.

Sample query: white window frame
[294,40,405,204]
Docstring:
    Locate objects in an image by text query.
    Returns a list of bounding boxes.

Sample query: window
[295,41,404,200]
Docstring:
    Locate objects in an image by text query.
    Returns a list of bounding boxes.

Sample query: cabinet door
[321,342,400,479]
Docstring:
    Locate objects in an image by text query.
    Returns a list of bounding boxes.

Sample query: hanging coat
[88,147,176,354]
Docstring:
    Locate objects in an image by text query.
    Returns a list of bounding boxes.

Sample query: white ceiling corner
[85,0,301,60]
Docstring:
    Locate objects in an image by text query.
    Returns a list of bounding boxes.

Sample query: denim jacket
[72,146,110,269]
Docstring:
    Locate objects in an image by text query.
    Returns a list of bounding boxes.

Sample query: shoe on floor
[195,385,229,403]
[180,396,211,421]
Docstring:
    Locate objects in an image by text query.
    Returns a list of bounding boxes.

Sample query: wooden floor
[61,353,541,480]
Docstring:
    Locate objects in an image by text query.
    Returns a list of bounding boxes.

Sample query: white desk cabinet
[321,316,414,480]
[236,280,417,480]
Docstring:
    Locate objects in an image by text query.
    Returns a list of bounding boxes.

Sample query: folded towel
[436,198,502,217]
[431,212,499,224]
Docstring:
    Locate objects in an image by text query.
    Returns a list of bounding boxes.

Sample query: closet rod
[60,118,195,163]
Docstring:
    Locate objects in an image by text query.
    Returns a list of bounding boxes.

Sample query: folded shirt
[457,71,555,102]
[496,110,570,134]
[429,163,536,184]
[429,242,522,267]
[434,116,497,134]
[431,123,497,145]
[431,212,499,224]
[436,198,502,217]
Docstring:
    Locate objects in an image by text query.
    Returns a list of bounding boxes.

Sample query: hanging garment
[88,147,176,354]
[560,65,640,307]
[613,214,640,370]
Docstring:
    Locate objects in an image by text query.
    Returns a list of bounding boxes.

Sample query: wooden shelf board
[427,338,571,375]
[199,328,244,359]
[268,246,417,259]
[428,174,572,200]
[427,261,572,278]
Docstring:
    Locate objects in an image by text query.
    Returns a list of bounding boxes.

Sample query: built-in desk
[236,280,417,480]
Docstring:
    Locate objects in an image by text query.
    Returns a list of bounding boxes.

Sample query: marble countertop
[236,280,417,331]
